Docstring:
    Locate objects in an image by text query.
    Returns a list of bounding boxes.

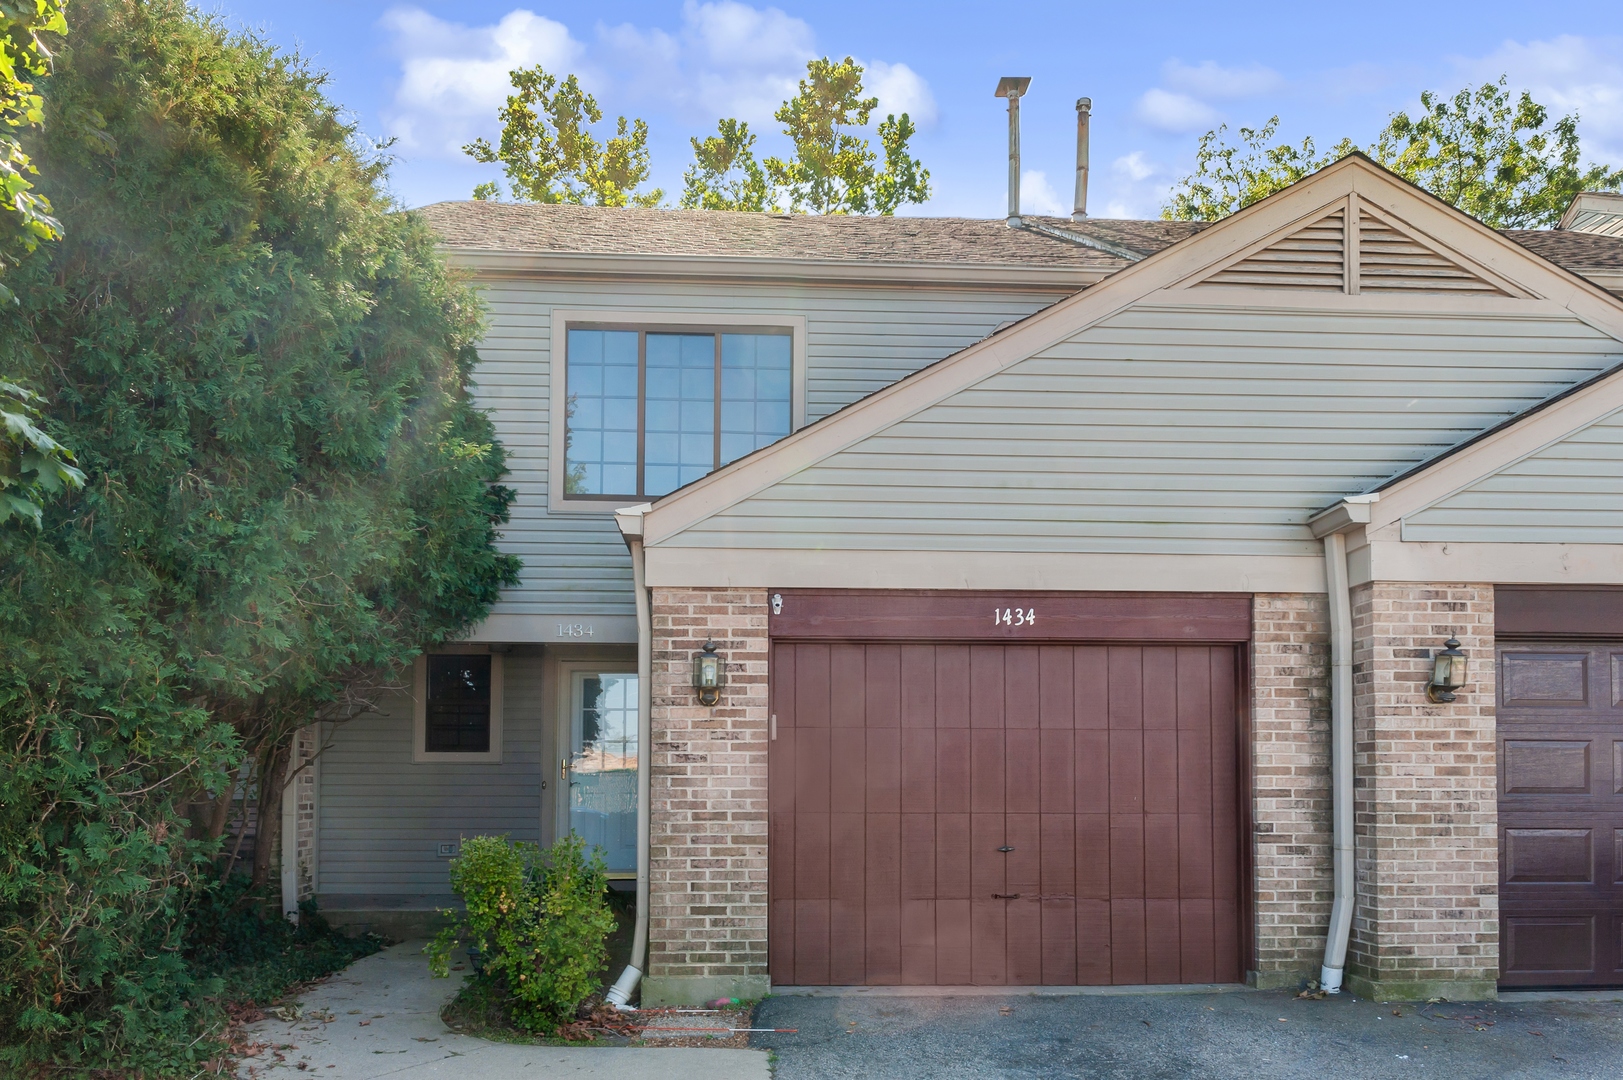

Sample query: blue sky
[204,0,1623,219]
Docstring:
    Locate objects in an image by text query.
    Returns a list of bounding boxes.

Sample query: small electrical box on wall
[436,842,459,858]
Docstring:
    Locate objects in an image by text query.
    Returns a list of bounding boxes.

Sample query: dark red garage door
[1498,641,1623,986]
[767,639,1243,986]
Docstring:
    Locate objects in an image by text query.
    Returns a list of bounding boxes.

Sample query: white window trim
[547,308,808,513]
[413,650,504,764]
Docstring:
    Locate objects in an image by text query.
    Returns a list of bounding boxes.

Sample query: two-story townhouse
[284,154,1623,1006]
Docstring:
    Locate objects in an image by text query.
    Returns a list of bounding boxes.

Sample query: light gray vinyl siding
[469,278,1069,617]
[318,654,543,896]
[1404,406,1623,543]
[666,302,1623,556]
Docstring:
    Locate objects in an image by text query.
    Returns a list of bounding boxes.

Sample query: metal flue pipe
[1073,97,1092,220]
[996,77,1031,227]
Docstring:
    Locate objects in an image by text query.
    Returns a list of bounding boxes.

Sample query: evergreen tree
[0,0,518,1069]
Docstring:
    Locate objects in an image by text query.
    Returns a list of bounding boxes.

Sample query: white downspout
[607,508,653,1010]
[1320,530,1355,993]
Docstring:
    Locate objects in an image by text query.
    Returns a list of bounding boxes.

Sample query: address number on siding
[994,608,1036,627]
[557,623,595,638]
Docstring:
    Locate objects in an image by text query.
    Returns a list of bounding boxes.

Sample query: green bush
[429,834,617,1033]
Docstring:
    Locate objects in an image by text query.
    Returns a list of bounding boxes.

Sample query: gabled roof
[633,154,1623,549]
[416,198,1623,291]
[415,200,1201,270]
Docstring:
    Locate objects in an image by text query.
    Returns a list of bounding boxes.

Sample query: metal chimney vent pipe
[995,76,1031,228]
[1073,97,1092,220]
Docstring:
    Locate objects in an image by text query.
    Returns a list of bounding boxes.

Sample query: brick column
[1348,583,1497,1000]
[644,588,770,1005]
[1250,593,1333,988]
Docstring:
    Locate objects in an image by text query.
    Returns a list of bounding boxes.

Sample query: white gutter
[606,504,654,1010]
[1307,493,1375,994]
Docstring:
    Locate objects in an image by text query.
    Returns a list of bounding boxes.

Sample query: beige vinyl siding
[468,277,1070,617]
[664,302,1623,556]
[1403,406,1623,543]
[317,653,543,897]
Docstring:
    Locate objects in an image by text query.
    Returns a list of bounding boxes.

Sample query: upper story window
[565,327,793,498]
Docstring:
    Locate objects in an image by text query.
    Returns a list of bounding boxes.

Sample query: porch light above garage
[1427,637,1469,704]
[694,640,726,706]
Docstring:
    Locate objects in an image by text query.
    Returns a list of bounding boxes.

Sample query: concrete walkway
[236,940,770,1079]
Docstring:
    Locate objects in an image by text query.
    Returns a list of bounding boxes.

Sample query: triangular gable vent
[1355,205,1505,294]
[1189,195,1517,296]
[1197,207,1345,290]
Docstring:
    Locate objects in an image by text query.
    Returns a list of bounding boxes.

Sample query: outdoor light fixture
[1427,637,1469,703]
[693,640,726,707]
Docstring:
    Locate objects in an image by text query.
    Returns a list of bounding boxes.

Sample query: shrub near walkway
[429,835,619,1039]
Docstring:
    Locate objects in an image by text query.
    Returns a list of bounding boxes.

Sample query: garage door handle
[992,893,1021,900]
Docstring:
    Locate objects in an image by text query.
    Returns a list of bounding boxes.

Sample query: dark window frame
[413,651,504,763]
[563,323,795,501]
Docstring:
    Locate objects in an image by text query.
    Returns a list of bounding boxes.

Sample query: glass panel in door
[569,672,638,874]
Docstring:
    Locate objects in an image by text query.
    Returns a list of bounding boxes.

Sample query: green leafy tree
[1164,79,1623,226]
[0,0,76,528]
[681,117,770,211]
[0,0,66,287]
[0,380,81,524]
[465,66,662,207]
[761,56,930,215]
[1378,78,1623,228]
[0,0,519,1069]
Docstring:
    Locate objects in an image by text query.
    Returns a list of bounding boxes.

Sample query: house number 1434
[994,608,1036,626]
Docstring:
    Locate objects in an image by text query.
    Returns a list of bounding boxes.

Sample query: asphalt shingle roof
[415,200,1623,278]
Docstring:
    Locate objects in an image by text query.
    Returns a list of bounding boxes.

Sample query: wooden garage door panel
[769,641,1241,986]
[1500,641,1623,987]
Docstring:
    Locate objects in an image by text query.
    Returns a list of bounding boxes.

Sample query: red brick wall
[648,589,771,984]
[1349,583,1498,994]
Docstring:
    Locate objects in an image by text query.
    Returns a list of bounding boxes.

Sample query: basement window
[413,652,504,763]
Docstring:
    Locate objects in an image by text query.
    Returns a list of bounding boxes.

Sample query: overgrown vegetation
[1165,78,1623,225]
[0,0,518,1072]
[429,834,618,1035]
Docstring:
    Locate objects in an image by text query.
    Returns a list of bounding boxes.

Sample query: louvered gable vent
[1198,208,1345,290]
[1357,209,1505,294]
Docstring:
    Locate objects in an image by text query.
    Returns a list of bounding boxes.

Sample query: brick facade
[1348,583,1498,999]
[1250,593,1333,987]
[646,588,771,1004]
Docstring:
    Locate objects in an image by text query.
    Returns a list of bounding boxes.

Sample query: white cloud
[1134,89,1221,133]
[1162,59,1283,100]
[1019,170,1068,217]
[863,60,938,126]
[1452,35,1623,162]
[381,7,583,156]
[1113,151,1158,182]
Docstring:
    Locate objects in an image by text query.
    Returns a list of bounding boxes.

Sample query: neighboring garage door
[766,591,1249,987]
[1498,640,1623,987]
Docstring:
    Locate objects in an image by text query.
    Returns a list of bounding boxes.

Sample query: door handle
[992,893,1021,900]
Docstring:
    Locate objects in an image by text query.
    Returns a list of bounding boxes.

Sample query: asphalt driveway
[751,987,1623,1079]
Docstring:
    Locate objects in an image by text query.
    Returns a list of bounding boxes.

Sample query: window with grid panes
[564,327,792,498]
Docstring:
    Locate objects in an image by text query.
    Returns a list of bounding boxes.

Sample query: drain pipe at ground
[607,510,653,1010]
[1320,529,1355,994]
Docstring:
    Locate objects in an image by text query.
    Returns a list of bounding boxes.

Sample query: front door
[564,669,639,875]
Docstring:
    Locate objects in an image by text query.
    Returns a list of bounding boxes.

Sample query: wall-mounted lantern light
[1427,637,1469,703]
[693,639,726,706]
